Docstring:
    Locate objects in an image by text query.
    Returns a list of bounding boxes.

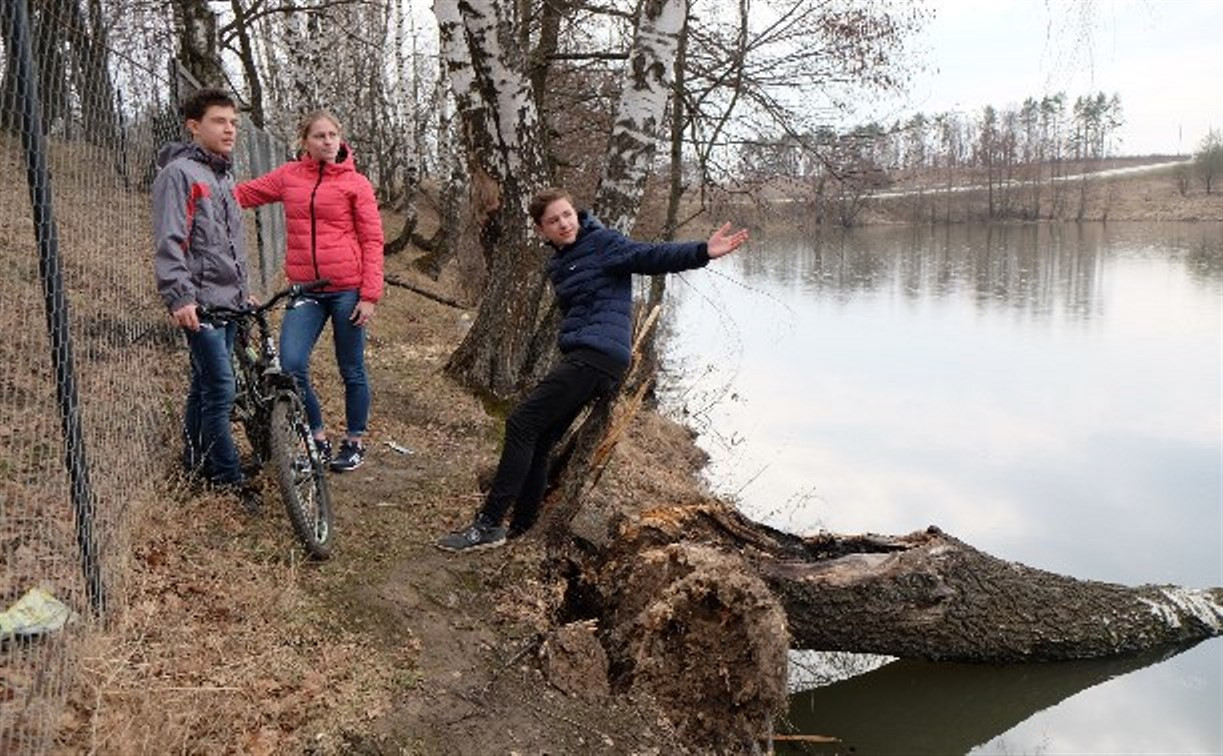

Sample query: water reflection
[746,222,1221,316]
[661,221,1222,586]
[781,642,1216,755]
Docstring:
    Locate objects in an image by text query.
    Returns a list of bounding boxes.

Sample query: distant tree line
[738,91,1127,224]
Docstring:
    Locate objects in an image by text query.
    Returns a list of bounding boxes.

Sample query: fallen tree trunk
[539,498,1223,749]
[611,503,1223,662]
[535,374,1221,748]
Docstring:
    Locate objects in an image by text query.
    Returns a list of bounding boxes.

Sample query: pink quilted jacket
[235,145,384,302]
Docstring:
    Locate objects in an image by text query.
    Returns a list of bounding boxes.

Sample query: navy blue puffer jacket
[545,211,709,371]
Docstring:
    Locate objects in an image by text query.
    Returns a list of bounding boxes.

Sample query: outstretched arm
[707,222,749,259]
[613,222,750,275]
[233,167,285,209]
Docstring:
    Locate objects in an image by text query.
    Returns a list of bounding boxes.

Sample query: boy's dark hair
[180,88,236,123]
[528,187,574,225]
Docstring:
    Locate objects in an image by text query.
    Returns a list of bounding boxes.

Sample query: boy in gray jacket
[152,88,254,504]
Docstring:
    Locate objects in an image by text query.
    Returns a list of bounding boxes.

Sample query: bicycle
[201,280,334,559]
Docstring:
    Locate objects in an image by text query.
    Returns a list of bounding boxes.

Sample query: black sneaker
[313,437,333,465]
[330,439,365,472]
[237,485,263,514]
[436,518,507,553]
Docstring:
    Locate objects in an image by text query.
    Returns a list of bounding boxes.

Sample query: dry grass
[62,481,422,754]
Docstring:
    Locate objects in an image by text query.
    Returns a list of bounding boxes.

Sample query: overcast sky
[876,0,1223,156]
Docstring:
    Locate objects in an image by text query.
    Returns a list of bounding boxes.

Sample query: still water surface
[657,222,1223,754]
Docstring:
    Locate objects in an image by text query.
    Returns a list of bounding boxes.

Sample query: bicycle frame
[199,280,335,558]
[231,306,296,450]
[228,287,316,462]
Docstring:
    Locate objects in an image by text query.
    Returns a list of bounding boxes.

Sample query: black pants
[479,355,618,531]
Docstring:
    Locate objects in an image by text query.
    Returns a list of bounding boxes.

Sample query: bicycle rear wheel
[270,393,334,559]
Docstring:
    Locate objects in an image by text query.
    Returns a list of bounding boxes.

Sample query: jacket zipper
[309,161,325,281]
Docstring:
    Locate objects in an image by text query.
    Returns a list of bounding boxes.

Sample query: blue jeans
[279,289,369,438]
[183,320,242,485]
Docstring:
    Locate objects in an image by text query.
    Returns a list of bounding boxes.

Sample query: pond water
[657,221,1223,754]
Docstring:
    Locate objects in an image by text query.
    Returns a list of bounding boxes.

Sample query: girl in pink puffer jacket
[235,111,384,472]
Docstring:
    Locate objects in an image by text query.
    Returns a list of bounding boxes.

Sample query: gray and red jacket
[152,141,250,313]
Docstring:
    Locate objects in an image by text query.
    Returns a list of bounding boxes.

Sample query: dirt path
[314,256,708,752]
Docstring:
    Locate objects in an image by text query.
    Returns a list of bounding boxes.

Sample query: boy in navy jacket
[438,187,748,551]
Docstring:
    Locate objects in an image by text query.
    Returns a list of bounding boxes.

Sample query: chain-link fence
[1,1,286,750]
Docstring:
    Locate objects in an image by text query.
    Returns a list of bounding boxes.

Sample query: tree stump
[601,543,789,750]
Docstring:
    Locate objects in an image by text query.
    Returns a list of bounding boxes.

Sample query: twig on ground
[384,274,467,309]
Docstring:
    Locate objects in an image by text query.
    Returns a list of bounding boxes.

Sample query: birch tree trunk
[438,0,554,399]
[278,4,322,114]
[592,0,688,233]
[383,7,421,256]
[633,9,690,394]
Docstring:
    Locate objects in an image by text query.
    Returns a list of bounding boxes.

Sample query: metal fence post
[2,0,106,615]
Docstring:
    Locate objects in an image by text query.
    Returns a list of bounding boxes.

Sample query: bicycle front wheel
[269,393,334,559]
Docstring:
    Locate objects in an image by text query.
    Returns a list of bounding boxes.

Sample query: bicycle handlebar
[197,279,330,321]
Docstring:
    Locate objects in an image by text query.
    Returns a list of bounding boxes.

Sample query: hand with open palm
[707,222,750,259]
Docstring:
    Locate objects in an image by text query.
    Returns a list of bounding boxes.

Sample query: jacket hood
[156,141,232,172]
[577,210,604,235]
